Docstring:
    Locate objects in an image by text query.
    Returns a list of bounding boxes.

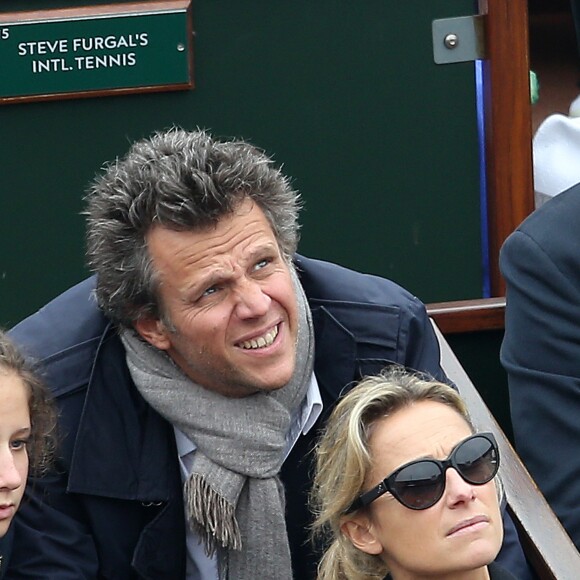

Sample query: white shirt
[174,373,323,580]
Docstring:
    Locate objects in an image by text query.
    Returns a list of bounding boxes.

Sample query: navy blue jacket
[0,526,13,579]
[8,255,445,578]
[501,184,580,550]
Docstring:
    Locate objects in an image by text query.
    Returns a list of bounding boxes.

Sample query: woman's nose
[444,468,476,506]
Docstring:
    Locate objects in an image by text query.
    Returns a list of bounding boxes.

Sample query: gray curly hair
[85,128,301,327]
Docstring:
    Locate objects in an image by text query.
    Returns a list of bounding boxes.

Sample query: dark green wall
[0,1,515,441]
[1,0,481,328]
[447,329,513,442]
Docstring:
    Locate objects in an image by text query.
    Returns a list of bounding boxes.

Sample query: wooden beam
[479,0,535,296]
[426,297,505,334]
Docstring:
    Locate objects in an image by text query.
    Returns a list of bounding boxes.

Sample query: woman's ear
[340,515,383,556]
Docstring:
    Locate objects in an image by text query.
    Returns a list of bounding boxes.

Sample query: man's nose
[234,278,271,318]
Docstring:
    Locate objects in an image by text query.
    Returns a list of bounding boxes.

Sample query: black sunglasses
[346,432,499,513]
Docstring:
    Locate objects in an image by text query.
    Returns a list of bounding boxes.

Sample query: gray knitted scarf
[121,270,314,580]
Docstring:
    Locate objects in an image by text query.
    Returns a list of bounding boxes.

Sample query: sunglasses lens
[455,435,498,484]
[391,461,444,509]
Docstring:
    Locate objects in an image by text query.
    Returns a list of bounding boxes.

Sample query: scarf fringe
[184,474,242,556]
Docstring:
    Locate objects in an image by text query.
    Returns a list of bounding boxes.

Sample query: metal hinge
[432,15,486,64]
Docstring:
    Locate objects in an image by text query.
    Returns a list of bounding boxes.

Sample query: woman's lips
[446,515,489,537]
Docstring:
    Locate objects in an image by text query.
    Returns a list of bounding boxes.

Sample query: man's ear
[134,316,172,351]
[340,516,383,556]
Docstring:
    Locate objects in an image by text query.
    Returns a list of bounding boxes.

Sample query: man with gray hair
[9,128,522,579]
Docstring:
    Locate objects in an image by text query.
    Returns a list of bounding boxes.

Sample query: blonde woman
[311,368,516,580]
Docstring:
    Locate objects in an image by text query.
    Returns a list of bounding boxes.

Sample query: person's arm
[10,472,100,578]
[401,294,447,382]
[501,229,580,549]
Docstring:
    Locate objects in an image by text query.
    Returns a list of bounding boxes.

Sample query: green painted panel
[0,0,481,328]
[447,330,513,442]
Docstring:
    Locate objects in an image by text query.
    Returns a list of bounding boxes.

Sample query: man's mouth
[237,324,279,350]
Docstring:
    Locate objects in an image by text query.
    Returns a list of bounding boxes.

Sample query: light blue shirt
[174,373,323,580]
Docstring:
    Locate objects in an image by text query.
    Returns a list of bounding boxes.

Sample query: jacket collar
[310,305,357,415]
[67,324,180,502]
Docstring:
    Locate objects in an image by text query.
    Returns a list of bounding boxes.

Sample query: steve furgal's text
[16,33,149,73]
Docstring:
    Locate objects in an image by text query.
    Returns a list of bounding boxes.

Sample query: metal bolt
[177,43,185,52]
[444,33,459,49]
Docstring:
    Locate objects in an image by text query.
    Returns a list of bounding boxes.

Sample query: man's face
[135,199,299,398]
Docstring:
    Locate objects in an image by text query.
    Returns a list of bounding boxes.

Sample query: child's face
[0,372,30,537]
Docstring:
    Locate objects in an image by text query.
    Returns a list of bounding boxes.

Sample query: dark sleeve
[10,474,99,579]
[494,508,535,580]
[399,295,447,383]
[500,229,580,549]
[0,526,14,579]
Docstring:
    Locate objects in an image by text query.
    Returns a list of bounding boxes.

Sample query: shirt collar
[301,371,323,435]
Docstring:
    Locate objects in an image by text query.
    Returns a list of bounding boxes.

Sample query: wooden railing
[480,0,535,296]
[426,297,505,334]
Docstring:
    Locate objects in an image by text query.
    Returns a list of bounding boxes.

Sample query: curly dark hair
[0,330,57,476]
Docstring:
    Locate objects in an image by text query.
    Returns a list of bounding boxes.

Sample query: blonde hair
[311,367,472,580]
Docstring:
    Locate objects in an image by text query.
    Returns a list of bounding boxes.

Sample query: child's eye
[10,439,29,451]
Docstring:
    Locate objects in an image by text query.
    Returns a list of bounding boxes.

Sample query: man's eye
[254,258,271,271]
[202,286,218,298]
